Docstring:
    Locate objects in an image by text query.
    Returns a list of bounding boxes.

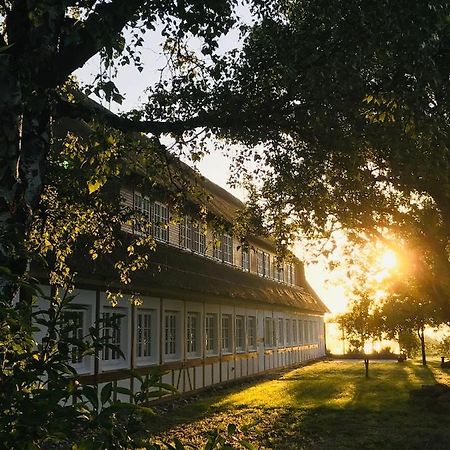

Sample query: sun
[379,249,397,271]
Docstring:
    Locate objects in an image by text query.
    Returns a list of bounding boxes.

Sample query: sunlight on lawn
[151,360,450,450]
[213,362,361,410]
[212,360,439,412]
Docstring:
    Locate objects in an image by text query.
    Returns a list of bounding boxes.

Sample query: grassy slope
[148,360,450,449]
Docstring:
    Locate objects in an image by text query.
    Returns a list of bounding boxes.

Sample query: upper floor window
[153,201,169,242]
[213,233,233,264]
[247,316,257,351]
[187,312,201,357]
[257,250,270,278]
[180,217,205,254]
[221,314,232,353]
[242,248,250,272]
[274,263,284,282]
[287,263,295,285]
[222,234,233,264]
[235,315,245,352]
[134,193,151,234]
[134,193,168,242]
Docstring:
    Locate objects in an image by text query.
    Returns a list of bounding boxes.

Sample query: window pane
[248,316,256,350]
[236,315,245,351]
[206,314,217,354]
[221,314,232,353]
[187,312,200,355]
[137,310,152,358]
[165,312,177,357]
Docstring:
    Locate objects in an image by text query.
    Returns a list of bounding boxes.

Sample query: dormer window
[257,250,270,277]
[213,233,233,264]
[133,193,168,242]
[180,216,206,254]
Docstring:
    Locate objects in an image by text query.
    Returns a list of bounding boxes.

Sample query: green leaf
[239,440,257,450]
[227,423,237,435]
[100,382,112,405]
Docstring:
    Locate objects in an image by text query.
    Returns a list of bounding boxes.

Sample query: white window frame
[292,319,298,345]
[63,306,90,373]
[242,248,250,272]
[164,310,180,360]
[192,222,206,254]
[213,234,223,260]
[153,201,169,242]
[257,250,270,277]
[136,309,156,364]
[180,216,193,249]
[286,318,291,346]
[222,234,233,264]
[134,192,152,235]
[221,314,233,354]
[186,312,201,358]
[264,317,274,348]
[235,315,245,352]
[247,316,257,351]
[287,263,295,285]
[205,313,218,355]
[101,307,128,369]
[278,317,285,347]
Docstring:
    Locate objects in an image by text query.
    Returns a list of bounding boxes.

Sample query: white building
[33,120,328,399]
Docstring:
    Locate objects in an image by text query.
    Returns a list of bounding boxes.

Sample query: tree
[380,289,440,366]
[0,0,265,302]
[187,0,450,312]
[337,288,381,353]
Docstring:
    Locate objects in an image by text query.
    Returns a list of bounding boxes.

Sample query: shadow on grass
[147,361,450,449]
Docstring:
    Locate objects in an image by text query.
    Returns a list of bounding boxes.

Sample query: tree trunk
[418,324,427,366]
[0,51,27,303]
[0,44,50,304]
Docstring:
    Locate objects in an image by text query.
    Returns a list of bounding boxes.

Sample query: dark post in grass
[364,358,369,378]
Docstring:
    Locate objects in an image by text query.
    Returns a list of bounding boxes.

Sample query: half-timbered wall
[36,286,325,400]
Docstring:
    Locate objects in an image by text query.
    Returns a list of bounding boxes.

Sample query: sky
[74,18,348,316]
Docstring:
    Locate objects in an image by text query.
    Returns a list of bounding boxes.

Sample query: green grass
[148,360,450,449]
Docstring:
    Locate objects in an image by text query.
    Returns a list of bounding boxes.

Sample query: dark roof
[47,240,328,314]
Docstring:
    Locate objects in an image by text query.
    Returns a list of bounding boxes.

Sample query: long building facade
[33,146,328,401]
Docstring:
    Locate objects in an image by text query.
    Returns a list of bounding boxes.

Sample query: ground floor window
[278,318,284,347]
[187,312,201,357]
[292,319,298,345]
[221,314,232,353]
[205,313,218,355]
[247,316,257,350]
[264,317,274,347]
[286,318,291,346]
[63,308,86,366]
[136,310,153,359]
[164,311,179,358]
[235,315,245,352]
[102,309,126,362]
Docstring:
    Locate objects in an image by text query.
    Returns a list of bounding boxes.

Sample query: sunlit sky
[74,18,376,316]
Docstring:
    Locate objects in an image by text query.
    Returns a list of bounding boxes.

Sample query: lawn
[148,360,450,449]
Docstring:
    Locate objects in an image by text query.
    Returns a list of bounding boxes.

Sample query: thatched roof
[54,241,328,314]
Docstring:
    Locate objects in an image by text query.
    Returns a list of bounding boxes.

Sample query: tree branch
[54,96,217,135]
[38,0,143,88]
